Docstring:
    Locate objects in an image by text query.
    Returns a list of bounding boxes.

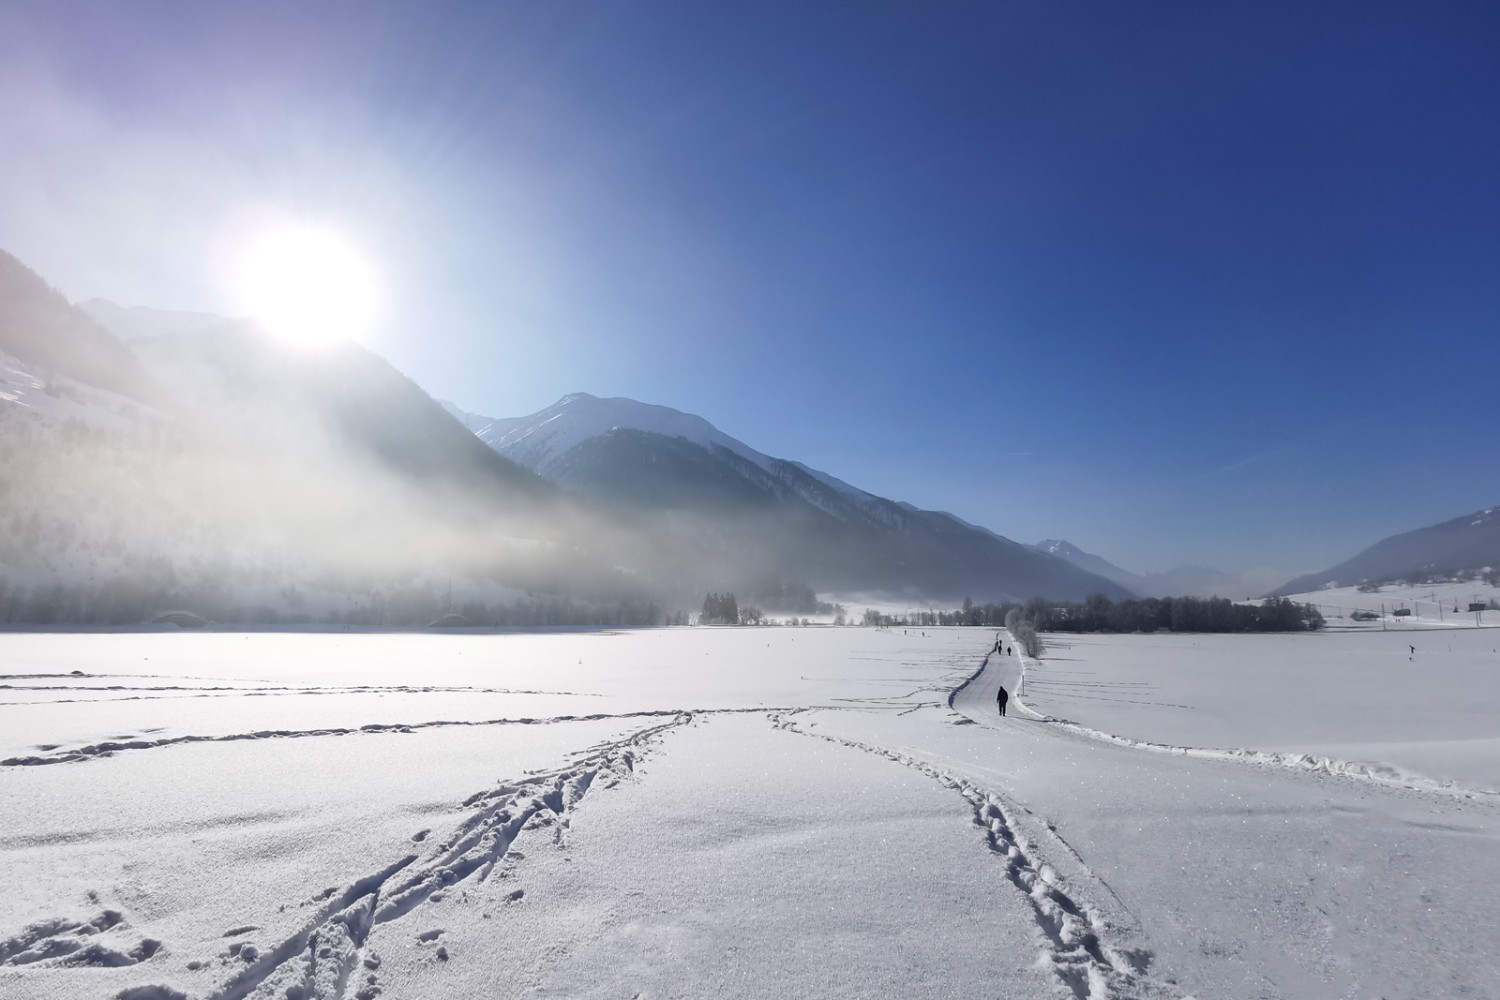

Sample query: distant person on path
[996,684,1008,717]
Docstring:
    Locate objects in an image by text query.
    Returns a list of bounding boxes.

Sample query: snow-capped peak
[451,393,777,477]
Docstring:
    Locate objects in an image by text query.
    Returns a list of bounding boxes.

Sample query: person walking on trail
[996,684,1008,717]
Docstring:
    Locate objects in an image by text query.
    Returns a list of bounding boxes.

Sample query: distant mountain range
[15,245,1486,621]
[446,394,1131,604]
[1269,505,1500,596]
[1029,539,1284,600]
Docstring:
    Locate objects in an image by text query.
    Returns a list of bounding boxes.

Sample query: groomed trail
[5,627,1500,1000]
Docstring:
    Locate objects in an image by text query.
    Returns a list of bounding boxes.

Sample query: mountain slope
[1032,539,1143,593]
[2,246,670,625]
[1271,505,1500,596]
[140,323,556,501]
[450,393,1133,603]
[0,250,161,405]
[80,298,230,341]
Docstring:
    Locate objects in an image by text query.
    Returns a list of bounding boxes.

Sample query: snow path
[978,640,1500,799]
[6,627,1500,999]
[820,634,1500,998]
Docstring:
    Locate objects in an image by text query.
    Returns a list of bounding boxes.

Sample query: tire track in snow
[155,713,694,1000]
[772,710,1182,1000]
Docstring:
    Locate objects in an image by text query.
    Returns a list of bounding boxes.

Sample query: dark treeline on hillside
[0,575,672,628]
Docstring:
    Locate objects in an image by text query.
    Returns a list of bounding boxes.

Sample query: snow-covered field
[3,626,1499,999]
[1280,578,1500,630]
[1023,629,1500,791]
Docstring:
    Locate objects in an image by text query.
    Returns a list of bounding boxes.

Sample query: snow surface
[4,626,1499,999]
[1279,578,1500,629]
[1016,629,1500,790]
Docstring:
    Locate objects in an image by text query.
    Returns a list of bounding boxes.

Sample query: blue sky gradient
[2,1,1497,577]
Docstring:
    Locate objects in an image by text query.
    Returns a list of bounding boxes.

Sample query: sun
[237,226,378,347]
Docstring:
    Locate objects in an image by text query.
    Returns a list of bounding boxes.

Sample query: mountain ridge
[450,393,1133,603]
[1269,505,1500,596]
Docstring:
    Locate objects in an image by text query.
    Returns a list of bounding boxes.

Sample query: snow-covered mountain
[448,394,1132,603]
[446,394,896,521]
[0,250,161,406]
[1269,505,1500,596]
[1031,539,1140,594]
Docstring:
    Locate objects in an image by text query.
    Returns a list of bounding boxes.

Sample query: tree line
[700,592,740,625]
[1033,594,1324,633]
[857,593,1324,642]
[0,574,670,628]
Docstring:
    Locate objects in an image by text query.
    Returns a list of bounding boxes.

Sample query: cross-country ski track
[3,627,1498,1000]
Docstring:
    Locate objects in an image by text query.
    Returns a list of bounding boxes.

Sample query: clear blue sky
[3,1,1497,578]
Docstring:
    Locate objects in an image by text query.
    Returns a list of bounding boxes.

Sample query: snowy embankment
[4,626,1500,1000]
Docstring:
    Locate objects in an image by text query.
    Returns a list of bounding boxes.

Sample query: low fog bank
[1,324,892,627]
[0,330,695,626]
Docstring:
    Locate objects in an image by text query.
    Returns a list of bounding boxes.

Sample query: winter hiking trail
[800,631,1500,999]
[963,638,1500,800]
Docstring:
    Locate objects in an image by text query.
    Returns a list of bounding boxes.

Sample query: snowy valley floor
[3,627,1499,999]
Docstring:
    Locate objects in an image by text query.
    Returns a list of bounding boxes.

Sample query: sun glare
[237,226,378,347]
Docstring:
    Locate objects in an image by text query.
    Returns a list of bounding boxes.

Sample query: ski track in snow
[771,709,1180,1000]
[108,713,692,1000]
[0,707,784,767]
[16,632,1487,999]
[0,682,605,705]
[985,646,1500,801]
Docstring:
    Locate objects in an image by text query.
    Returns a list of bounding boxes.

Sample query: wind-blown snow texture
[3,626,1498,999]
